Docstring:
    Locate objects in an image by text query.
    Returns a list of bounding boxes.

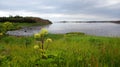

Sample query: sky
[0,0,120,21]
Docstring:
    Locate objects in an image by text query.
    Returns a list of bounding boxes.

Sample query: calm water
[7,22,120,37]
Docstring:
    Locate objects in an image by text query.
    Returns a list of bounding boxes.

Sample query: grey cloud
[0,0,120,20]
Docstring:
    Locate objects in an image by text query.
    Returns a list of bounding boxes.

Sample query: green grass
[13,22,49,28]
[0,34,120,67]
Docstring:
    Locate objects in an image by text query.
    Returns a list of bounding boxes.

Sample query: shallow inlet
[7,21,120,37]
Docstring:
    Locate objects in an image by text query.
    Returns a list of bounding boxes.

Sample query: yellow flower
[40,28,48,35]
[0,33,3,36]
[34,33,40,39]
[34,45,39,49]
[46,38,52,43]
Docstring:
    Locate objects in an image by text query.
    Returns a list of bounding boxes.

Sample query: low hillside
[0,16,52,24]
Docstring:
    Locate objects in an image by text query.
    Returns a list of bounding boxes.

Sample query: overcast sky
[0,0,120,21]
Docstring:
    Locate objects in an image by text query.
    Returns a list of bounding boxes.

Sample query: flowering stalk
[34,28,48,50]
[34,28,53,59]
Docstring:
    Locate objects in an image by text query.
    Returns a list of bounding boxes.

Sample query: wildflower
[40,28,48,35]
[34,33,40,39]
[33,28,51,50]
[34,45,39,49]
[46,38,52,43]
[0,33,3,36]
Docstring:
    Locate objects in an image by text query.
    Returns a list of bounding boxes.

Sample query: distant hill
[0,16,52,24]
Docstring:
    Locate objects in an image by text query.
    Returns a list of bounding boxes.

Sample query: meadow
[0,33,120,67]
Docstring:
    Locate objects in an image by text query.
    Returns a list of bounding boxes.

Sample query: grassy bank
[0,22,50,31]
[0,34,120,67]
[13,22,50,28]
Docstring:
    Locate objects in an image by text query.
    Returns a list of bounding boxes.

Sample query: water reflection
[7,24,51,36]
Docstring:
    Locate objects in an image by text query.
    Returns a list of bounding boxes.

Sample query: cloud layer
[0,0,120,21]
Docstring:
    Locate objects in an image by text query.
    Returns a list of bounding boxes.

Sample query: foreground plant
[34,28,53,59]
[34,28,52,50]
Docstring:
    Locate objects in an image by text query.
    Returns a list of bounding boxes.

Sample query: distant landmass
[0,16,52,24]
[58,21,120,23]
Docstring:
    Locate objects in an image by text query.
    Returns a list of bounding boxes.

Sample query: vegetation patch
[66,32,85,35]
[0,30,120,67]
[0,23,120,67]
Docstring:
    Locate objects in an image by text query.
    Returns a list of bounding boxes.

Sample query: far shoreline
[56,21,120,23]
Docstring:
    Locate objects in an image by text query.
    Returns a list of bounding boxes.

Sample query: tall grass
[0,34,120,67]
